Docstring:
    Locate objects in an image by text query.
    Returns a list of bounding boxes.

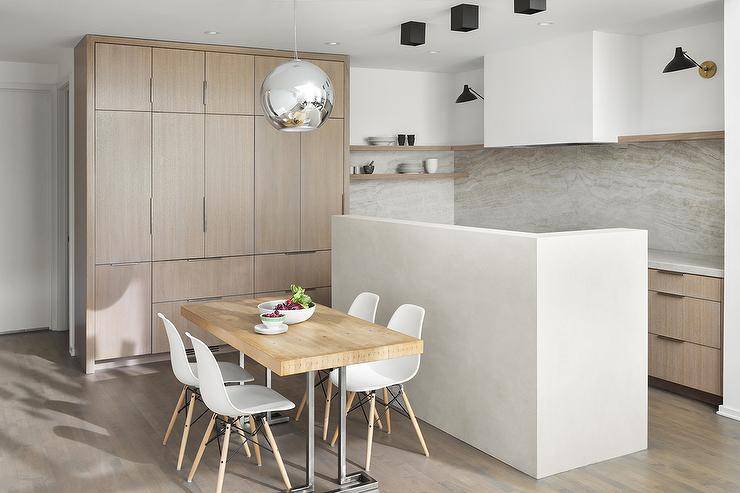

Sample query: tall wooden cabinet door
[312,60,345,118]
[153,113,205,260]
[300,119,344,250]
[205,115,254,256]
[95,43,152,111]
[254,56,287,115]
[95,111,152,264]
[152,48,204,113]
[205,52,254,115]
[94,263,151,360]
[254,118,300,253]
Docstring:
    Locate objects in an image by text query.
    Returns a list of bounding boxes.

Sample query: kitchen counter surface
[648,249,724,278]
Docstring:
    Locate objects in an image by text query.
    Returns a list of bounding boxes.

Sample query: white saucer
[255,323,288,335]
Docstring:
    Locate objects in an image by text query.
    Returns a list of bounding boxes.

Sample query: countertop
[648,249,724,278]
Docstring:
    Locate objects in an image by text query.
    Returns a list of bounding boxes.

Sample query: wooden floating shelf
[617,131,724,144]
[350,172,467,181]
[350,144,484,152]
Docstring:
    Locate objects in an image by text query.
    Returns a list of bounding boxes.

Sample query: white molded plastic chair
[187,333,295,493]
[328,304,428,471]
[295,292,381,440]
[159,313,254,471]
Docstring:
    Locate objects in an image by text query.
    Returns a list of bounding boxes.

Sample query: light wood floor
[3,330,740,493]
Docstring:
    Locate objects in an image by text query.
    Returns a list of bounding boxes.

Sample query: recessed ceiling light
[537,21,554,26]
[204,31,220,35]
[428,50,440,54]
[325,41,340,46]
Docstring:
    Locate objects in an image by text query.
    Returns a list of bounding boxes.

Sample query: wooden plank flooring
[2,330,740,492]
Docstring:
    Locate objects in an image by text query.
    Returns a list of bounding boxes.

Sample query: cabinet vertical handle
[203,196,206,232]
[150,77,154,104]
[203,80,207,106]
[149,197,153,235]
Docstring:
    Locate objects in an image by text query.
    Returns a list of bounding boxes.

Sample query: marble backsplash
[349,150,455,224]
[454,140,725,256]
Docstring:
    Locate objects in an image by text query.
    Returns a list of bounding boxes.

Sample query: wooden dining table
[181,296,424,493]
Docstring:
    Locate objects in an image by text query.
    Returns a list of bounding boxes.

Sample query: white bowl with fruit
[258,284,316,325]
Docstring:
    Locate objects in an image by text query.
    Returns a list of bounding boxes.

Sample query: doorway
[54,83,70,335]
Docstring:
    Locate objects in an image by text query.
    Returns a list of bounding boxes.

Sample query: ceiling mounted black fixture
[401,21,426,46]
[451,4,479,32]
[455,85,484,103]
[514,0,546,15]
[663,46,717,78]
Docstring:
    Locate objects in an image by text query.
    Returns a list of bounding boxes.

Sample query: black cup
[407,134,416,146]
[397,134,406,146]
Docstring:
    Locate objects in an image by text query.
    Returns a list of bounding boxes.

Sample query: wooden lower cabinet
[648,334,722,395]
[94,263,152,360]
[153,256,254,303]
[254,251,331,292]
[648,268,723,400]
[153,295,254,353]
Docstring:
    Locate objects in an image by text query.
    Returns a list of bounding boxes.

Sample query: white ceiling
[0,0,723,73]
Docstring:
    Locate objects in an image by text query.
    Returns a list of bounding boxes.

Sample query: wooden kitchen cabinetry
[648,269,723,403]
[75,35,348,373]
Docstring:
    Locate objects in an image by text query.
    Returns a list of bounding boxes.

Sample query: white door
[0,88,52,333]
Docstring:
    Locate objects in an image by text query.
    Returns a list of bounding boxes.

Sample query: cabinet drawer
[257,287,332,307]
[95,263,152,360]
[254,251,331,293]
[153,256,254,303]
[649,291,721,348]
[648,334,721,395]
[648,269,722,301]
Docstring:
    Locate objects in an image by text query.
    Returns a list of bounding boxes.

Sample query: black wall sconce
[663,47,717,79]
[451,4,479,32]
[401,21,426,46]
[455,85,484,103]
[514,0,546,15]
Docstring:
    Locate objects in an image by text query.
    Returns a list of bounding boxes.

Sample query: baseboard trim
[648,376,722,406]
[94,345,237,371]
[717,405,740,421]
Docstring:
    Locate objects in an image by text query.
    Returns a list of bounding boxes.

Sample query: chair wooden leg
[249,415,262,466]
[262,417,292,491]
[330,391,356,447]
[188,413,216,482]
[365,392,376,471]
[234,419,252,458]
[216,419,232,493]
[163,385,187,445]
[373,402,383,431]
[383,387,391,434]
[401,388,429,457]
[295,390,307,421]
[322,378,333,441]
[176,391,197,470]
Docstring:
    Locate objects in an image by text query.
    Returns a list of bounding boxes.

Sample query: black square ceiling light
[401,21,426,46]
[451,4,479,32]
[514,0,546,15]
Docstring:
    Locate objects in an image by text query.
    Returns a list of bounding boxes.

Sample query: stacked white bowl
[366,136,395,146]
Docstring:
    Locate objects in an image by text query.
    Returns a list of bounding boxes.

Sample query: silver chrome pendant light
[260,0,334,132]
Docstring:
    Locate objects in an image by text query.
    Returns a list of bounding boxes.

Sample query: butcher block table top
[181,297,424,376]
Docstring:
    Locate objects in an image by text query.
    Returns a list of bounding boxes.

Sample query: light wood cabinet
[95,43,151,111]
[254,56,286,116]
[301,119,344,250]
[152,113,205,260]
[312,59,345,119]
[649,334,722,395]
[648,268,723,400]
[152,256,254,303]
[254,251,331,293]
[95,111,151,264]
[205,115,254,256]
[206,52,254,115]
[649,291,721,348]
[152,301,222,352]
[152,48,204,113]
[94,263,151,360]
[254,117,301,253]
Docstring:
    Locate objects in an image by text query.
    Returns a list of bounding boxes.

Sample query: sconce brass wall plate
[699,61,717,79]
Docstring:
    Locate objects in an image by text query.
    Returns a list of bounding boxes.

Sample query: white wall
[719,1,740,422]
[641,21,724,134]
[0,61,58,85]
[349,66,484,145]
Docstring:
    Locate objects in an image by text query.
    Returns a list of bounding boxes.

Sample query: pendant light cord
[293,0,299,60]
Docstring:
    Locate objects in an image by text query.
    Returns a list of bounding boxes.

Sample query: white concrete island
[332,215,648,479]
